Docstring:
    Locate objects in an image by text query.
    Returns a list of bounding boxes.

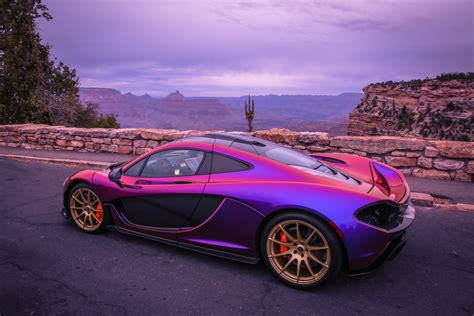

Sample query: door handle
[168,181,193,184]
[135,180,193,185]
[135,179,153,185]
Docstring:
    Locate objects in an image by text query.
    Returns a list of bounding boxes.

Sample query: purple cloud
[40,0,474,97]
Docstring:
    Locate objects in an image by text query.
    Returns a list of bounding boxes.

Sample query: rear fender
[310,153,374,185]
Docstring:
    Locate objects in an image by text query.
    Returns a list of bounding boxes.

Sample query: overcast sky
[40,0,473,97]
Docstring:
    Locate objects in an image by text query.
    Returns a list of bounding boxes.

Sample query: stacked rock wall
[1,124,472,182]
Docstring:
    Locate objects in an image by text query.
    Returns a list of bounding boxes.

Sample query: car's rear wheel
[68,184,109,233]
[261,212,343,289]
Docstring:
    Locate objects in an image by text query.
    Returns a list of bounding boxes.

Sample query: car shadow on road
[89,223,385,292]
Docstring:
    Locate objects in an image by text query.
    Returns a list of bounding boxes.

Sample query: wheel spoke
[268,237,292,247]
[72,195,85,205]
[308,245,328,251]
[79,190,88,204]
[91,192,97,206]
[90,211,99,223]
[304,228,317,244]
[268,250,292,258]
[72,211,86,221]
[304,257,315,277]
[296,259,302,283]
[308,253,329,268]
[296,221,302,241]
[72,205,87,211]
[279,256,296,274]
[278,224,296,242]
[87,191,93,205]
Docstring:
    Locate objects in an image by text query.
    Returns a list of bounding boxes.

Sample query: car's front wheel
[261,212,344,289]
[68,183,109,233]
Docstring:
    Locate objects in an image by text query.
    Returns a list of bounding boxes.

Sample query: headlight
[355,202,407,231]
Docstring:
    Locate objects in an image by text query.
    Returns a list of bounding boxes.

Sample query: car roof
[179,132,267,147]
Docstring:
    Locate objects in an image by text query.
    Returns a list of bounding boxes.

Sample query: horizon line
[79,86,363,98]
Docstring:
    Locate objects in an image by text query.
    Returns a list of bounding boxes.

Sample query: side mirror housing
[108,167,124,187]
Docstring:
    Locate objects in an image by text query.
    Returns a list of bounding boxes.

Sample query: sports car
[62,133,415,289]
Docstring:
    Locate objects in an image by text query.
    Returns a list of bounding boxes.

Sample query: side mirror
[108,166,124,188]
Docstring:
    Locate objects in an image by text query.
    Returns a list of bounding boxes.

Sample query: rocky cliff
[348,73,474,141]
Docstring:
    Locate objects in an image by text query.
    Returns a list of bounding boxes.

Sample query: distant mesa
[165,90,185,101]
[78,86,363,134]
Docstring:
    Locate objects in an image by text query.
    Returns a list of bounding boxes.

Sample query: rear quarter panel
[196,180,389,268]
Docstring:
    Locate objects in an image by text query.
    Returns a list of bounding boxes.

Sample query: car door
[117,148,211,229]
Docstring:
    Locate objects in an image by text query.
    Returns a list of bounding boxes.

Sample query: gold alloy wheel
[266,220,331,285]
[69,188,103,231]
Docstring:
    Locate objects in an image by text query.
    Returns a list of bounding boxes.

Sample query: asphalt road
[0,158,473,315]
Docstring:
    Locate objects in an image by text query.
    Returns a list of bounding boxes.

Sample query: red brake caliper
[96,203,103,223]
[279,231,288,253]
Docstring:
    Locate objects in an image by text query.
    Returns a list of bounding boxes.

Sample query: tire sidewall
[260,211,344,289]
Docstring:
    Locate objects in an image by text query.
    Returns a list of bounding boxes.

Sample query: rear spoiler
[370,162,409,203]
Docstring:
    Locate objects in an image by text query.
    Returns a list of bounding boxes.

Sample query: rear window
[230,141,258,155]
[255,145,321,169]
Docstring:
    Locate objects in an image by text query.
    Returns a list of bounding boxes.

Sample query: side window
[211,153,251,174]
[141,149,205,178]
[230,141,258,155]
[124,158,147,176]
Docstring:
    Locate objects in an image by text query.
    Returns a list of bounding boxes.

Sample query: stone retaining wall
[1,124,473,182]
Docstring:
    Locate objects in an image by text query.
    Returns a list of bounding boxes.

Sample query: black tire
[260,211,344,289]
[67,183,110,234]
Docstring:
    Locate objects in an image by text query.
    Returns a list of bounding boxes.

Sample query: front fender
[62,169,97,214]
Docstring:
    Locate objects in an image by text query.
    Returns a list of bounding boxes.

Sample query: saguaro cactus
[245,95,255,132]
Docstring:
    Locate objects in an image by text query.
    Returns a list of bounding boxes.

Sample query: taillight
[355,202,407,230]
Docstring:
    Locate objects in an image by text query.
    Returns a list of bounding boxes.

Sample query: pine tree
[0,0,119,128]
[0,0,53,123]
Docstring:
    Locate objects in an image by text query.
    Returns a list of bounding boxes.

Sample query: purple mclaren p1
[62,133,415,288]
